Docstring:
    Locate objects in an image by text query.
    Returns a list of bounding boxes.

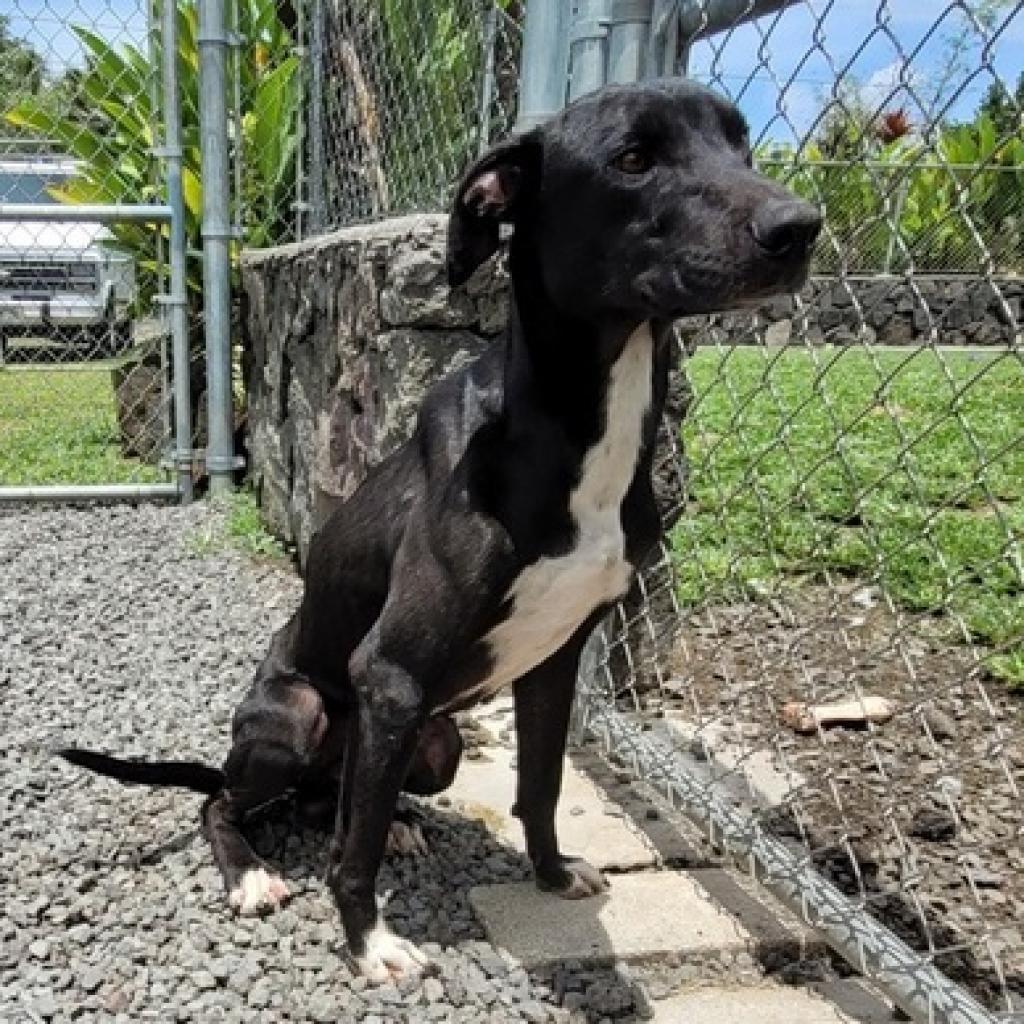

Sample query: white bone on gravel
[780,696,897,734]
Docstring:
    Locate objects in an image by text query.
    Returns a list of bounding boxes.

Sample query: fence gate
[0,0,192,502]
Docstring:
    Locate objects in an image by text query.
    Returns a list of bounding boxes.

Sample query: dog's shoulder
[415,339,504,434]
[409,340,506,481]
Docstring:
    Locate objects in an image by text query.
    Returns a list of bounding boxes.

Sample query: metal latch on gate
[568,17,612,44]
[569,1,655,44]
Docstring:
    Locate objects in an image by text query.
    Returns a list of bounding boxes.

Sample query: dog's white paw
[228,866,289,915]
[354,922,429,984]
[386,819,429,856]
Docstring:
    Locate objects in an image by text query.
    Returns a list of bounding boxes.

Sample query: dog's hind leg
[385,713,464,856]
[205,675,329,915]
[202,745,297,915]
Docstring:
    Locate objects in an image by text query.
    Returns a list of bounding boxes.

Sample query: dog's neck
[501,242,670,453]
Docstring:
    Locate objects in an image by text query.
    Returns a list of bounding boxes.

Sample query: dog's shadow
[242,796,646,1022]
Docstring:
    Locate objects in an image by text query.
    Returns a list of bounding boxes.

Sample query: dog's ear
[447,131,541,287]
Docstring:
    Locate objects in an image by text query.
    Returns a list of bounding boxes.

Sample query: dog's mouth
[641,195,821,316]
[645,250,813,317]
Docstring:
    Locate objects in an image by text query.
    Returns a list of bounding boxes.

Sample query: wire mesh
[576,1,1024,1017]
[228,0,305,248]
[303,0,522,232]
[0,1,190,487]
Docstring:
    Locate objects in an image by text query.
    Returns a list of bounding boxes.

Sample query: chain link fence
[572,1,1023,1019]
[0,1,191,491]
[3,0,1020,1016]
[301,0,522,232]
[268,0,1022,1014]
[228,0,304,248]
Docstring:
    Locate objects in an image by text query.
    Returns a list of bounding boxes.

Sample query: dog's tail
[58,748,225,795]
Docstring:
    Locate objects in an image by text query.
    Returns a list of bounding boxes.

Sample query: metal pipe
[569,0,612,102]
[198,0,237,497]
[756,157,1019,172]
[309,0,326,233]
[608,0,652,83]
[575,696,1001,1024]
[477,2,499,156]
[293,0,306,241]
[147,0,172,461]
[0,204,171,223]
[160,0,193,504]
[651,0,682,76]
[516,0,571,129]
[0,484,180,503]
[676,0,798,41]
[230,0,245,250]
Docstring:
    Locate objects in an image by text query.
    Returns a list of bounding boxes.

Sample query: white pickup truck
[0,154,135,360]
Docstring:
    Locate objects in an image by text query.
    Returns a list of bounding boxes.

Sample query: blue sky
[686,1,1024,143]
[4,0,149,72]
[5,0,1023,144]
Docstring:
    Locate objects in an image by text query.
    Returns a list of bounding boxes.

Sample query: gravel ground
[660,583,1024,1012]
[0,502,644,1024]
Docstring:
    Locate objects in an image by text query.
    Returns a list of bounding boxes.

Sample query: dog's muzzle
[749,198,822,259]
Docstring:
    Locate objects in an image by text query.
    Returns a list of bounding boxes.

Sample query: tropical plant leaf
[248,55,298,190]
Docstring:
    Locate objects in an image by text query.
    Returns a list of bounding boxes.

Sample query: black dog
[60,78,820,982]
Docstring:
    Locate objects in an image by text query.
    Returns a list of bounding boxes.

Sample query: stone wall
[240,213,1021,559]
[710,275,1022,349]
[241,215,508,561]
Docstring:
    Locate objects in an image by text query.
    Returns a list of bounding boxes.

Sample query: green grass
[188,489,289,562]
[675,346,1024,687]
[0,364,164,485]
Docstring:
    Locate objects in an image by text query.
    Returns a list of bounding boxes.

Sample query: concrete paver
[469,871,751,968]
[649,984,868,1023]
[460,700,887,1024]
[449,742,658,871]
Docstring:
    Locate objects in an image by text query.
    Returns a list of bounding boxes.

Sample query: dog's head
[448,78,821,320]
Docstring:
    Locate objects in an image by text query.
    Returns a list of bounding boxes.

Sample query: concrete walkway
[448,697,892,1023]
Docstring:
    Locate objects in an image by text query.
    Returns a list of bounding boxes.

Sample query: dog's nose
[750,200,822,256]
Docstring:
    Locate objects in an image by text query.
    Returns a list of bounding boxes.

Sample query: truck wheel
[90,320,118,358]
[113,319,133,355]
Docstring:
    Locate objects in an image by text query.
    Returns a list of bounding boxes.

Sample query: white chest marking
[475,323,654,700]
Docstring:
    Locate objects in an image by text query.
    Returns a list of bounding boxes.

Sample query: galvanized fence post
[568,0,612,101]
[477,2,500,156]
[607,0,653,83]
[308,0,326,234]
[161,0,193,503]
[198,0,237,497]
[517,0,571,130]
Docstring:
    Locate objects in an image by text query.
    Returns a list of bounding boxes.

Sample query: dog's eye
[612,149,652,174]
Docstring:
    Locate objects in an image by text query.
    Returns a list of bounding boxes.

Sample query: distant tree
[0,14,46,135]
[928,0,1018,120]
[977,70,1024,139]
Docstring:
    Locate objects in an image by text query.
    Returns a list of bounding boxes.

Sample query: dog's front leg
[327,637,429,984]
[513,618,609,899]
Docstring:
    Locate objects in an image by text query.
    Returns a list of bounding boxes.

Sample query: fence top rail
[0,203,172,223]
[755,158,1022,172]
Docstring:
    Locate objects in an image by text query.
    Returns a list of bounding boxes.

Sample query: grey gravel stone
[0,501,569,1023]
[424,977,445,1003]
[922,707,958,741]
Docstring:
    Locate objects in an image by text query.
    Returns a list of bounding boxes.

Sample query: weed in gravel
[189,489,290,562]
